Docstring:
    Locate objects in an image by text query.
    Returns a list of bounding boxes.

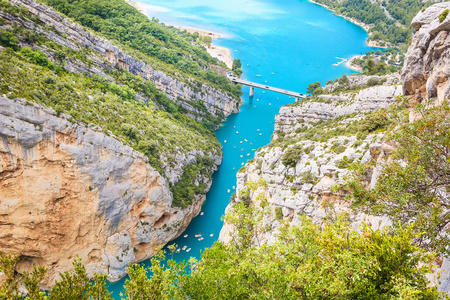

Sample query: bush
[439,9,449,22]
[281,144,303,167]
[275,206,283,220]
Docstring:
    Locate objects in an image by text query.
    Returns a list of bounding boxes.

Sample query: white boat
[240,155,243,158]
[210,234,214,237]
[233,186,235,189]
[227,189,230,193]
[240,141,242,143]
[269,103,271,105]
[259,133,262,135]
[257,129,260,131]
[176,248,181,252]
[200,212,204,215]
[256,74,261,77]
[244,139,248,142]
[198,237,204,241]
[241,148,244,151]
[247,153,250,156]
[183,234,188,238]
[195,234,202,237]
[182,246,187,251]
[236,131,239,134]
[186,248,191,252]
[224,140,227,143]
[241,162,244,165]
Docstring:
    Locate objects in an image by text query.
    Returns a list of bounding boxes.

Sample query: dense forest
[313,0,437,47]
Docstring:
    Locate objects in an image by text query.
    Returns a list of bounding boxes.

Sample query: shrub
[281,144,303,167]
[275,206,283,220]
[439,9,449,22]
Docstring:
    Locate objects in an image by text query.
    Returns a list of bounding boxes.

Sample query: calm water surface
[109,0,374,296]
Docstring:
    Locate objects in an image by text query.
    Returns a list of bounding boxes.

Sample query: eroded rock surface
[402,2,450,103]
[0,97,203,285]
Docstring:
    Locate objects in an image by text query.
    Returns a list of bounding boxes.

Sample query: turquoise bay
[110,0,374,297]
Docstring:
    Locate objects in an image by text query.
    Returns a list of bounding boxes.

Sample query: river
[109,0,374,297]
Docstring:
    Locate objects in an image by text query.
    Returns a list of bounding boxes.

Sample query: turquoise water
[109,0,373,297]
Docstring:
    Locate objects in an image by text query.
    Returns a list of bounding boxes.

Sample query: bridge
[227,73,306,101]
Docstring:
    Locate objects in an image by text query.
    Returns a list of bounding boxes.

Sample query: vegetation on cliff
[347,100,450,256]
[0,181,444,299]
[37,0,242,99]
[312,0,435,47]
[0,0,227,207]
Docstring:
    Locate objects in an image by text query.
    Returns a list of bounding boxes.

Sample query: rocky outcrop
[275,82,402,135]
[7,0,239,117]
[220,79,398,244]
[402,2,450,103]
[0,97,204,286]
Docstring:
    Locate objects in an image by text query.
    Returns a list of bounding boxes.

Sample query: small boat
[265,81,267,83]
[233,167,235,170]
[271,73,274,75]
[224,140,227,143]
[182,246,187,251]
[263,91,265,93]
[240,141,243,143]
[269,103,271,105]
[250,143,253,145]
[240,155,243,158]
[236,131,239,134]
[256,74,261,77]
[227,189,230,193]
[210,234,214,237]
[247,153,250,156]
[232,186,235,189]
[257,129,260,131]
[241,162,244,165]
[244,139,248,142]
[241,148,244,151]
[234,146,236,149]
[247,64,249,66]
[176,248,181,252]
[183,234,188,238]
[200,212,204,215]
[259,133,262,135]
[198,237,204,241]
[195,234,202,237]
[186,248,191,252]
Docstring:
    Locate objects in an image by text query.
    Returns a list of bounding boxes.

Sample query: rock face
[0,97,203,285]
[220,79,398,244]
[402,2,450,103]
[9,0,239,117]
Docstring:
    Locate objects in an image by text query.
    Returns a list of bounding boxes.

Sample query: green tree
[306,81,321,95]
[347,100,450,256]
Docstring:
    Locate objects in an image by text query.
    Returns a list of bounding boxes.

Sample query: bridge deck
[228,76,306,99]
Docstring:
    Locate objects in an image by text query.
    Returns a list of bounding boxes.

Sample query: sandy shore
[128,1,233,69]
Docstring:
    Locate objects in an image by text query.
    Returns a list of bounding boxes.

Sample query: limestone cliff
[220,77,399,244]
[402,2,450,104]
[0,96,206,285]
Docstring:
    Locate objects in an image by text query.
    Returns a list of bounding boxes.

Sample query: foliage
[281,144,303,167]
[0,253,111,300]
[0,181,445,299]
[313,0,434,47]
[37,0,242,98]
[182,182,441,299]
[306,81,322,95]
[439,9,449,23]
[347,100,450,256]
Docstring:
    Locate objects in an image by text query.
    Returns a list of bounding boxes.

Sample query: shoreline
[309,0,389,72]
[128,1,233,69]
[309,0,389,49]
